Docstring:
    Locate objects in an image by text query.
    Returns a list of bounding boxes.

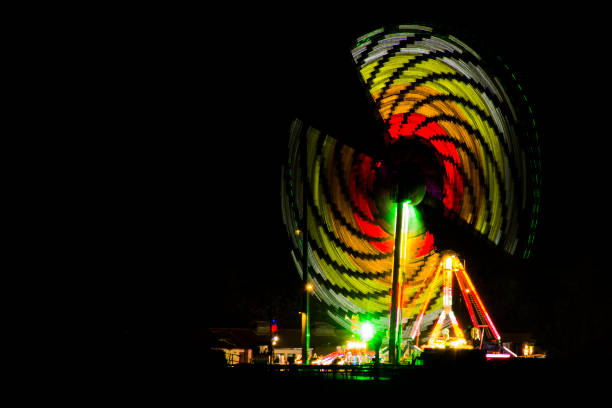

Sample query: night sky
[107,9,608,362]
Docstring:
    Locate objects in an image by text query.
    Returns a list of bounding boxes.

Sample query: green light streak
[400,201,424,239]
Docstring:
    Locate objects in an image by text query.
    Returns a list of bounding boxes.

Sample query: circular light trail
[281,25,540,337]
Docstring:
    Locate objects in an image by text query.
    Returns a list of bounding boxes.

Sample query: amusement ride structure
[280,25,541,364]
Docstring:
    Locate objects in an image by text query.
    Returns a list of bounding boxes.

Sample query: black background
[102,8,608,363]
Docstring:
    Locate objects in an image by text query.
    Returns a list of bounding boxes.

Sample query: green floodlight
[359,322,375,342]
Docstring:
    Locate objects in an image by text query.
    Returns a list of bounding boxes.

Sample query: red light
[271,324,278,334]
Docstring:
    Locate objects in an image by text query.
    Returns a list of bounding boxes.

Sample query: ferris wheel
[280,25,540,362]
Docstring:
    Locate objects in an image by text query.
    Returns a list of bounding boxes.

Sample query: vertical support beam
[301,127,310,365]
[389,201,404,365]
[443,256,453,313]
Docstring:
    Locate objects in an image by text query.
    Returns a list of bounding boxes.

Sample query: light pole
[300,127,311,365]
[302,283,313,364]
[388,200,404,365]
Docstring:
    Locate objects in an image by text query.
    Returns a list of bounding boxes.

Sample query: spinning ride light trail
[281,25,540,363]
